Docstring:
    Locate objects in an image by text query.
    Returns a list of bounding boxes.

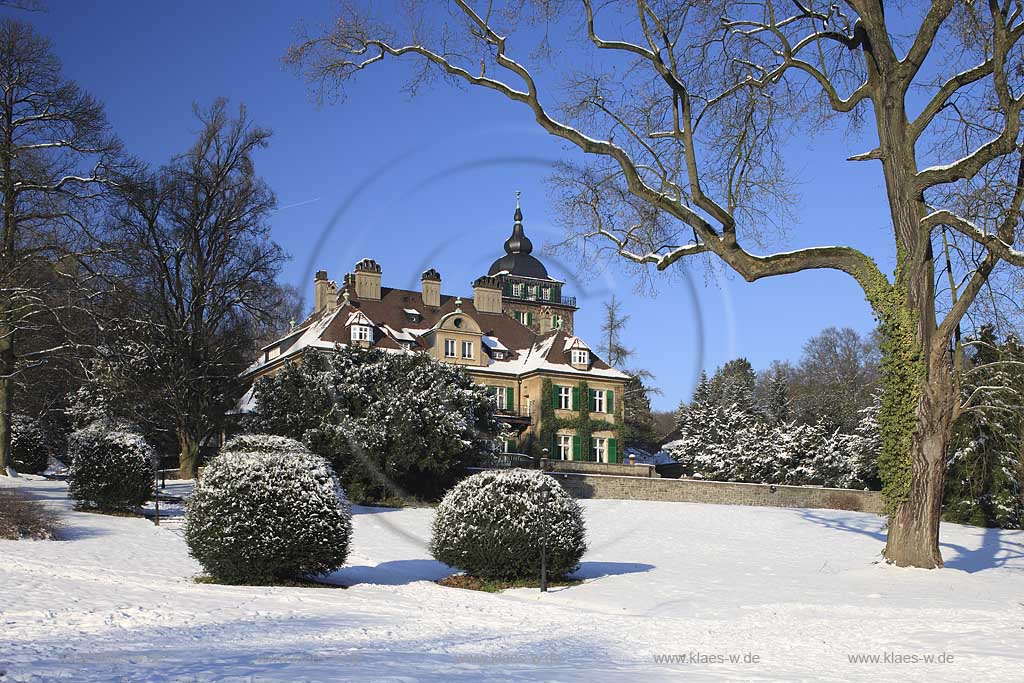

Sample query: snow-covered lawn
[2,477,1022,682]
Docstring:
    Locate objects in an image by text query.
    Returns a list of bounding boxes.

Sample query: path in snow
[1,477,1022,682]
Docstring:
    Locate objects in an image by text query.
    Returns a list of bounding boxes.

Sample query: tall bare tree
[107,100,286,478]
[0,18,119,474]
[289,1,1024,568]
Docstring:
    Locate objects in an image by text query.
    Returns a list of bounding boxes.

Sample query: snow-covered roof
[482,335,508,352]
[345,310,374,327]
[563,336,590,352]
[475,334,629,380]
[403,307,420,317]
[382,324,416,342]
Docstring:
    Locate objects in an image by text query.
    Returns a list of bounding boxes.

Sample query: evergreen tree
[944,328,1024,529]
[708,358,757,412]
[247,347,503,503]
[756,362,792,425]
[622,374,658,451]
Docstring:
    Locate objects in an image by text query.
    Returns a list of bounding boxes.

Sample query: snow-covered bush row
[430,469,586,580]
[184,434,352,584]
[667,402,880,489]
[67,424,155,510]
[10,414,54,475]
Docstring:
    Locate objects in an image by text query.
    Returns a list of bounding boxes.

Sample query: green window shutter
[506,386,514,412]
[527,311,534,325]
[572,435,580,461]
[572,386,580,410]
[608,438,618,464]
[606,390,614,413]
[589,389,597,412]
[552,385,561,408]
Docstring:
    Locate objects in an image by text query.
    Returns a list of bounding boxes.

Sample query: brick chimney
[353,258,382,300]
[421,268,441,308]
[472,275,502,314]
[314,270,338,313]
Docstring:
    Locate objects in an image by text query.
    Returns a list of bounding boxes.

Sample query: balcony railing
[505,292,577,307]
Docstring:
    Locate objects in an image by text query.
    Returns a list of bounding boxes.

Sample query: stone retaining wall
[541,458,657,478]
[546,471,884,514]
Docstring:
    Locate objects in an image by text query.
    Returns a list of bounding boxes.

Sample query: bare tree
[288,2,1024,568]
[0,18,120,474]
[107,100,286,479]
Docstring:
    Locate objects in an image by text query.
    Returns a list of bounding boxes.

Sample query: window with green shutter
[571,386,580,411]
[589,389,597,412]
[571,435,581,461]
[606,389,614,413]
[505,386,514,412]
[552,385,561,409]
[608,438,618,464]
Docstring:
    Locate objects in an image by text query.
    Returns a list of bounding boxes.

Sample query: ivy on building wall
[533,377,624,461]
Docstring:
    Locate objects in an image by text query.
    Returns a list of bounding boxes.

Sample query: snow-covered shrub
[184,434,352,584]
[10,414,53,475]
[66,425,154,510]
[430,469,586,581]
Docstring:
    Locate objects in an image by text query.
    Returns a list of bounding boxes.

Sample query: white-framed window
[542,287,551,301]
[352,325,372,342]
[571,349,589,366]
[461,340,474,359]
[558,434,573,460]
[592,437,607,463]
[551,314,563,330]
[266,346,281,361]
[558,385,572,410]
[493,387,508,410]
[527,285,538,300]
[444,338,456,357]
[593,389,606,413]
[512,282,524,297]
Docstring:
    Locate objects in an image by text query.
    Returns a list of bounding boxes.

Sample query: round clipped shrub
[11,414,53,475]
[184,434,352,585]
[66,424,154,510]
[430,468,587,580]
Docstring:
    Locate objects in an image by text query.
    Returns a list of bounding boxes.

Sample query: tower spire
[505,191,531,255]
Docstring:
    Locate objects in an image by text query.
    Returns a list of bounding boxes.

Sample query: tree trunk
[0,323,12,475]
[177,426,200,480]
[0,377,10,476]
[883,381,955,567]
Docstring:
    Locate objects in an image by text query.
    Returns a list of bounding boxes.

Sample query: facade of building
[242,198,630,462]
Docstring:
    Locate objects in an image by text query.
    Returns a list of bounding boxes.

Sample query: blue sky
[10,1,892,411]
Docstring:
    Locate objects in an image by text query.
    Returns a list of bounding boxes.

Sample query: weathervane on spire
[515,190,521,209]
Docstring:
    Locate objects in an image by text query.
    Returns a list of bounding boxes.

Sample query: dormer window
[571,349,589,366]
[511,282,524,297]
[351,324,372,343]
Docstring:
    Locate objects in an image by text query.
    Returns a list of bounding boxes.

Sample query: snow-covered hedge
[10,414,53,475]
[668,402,880,489]
[184,434,352,584]
[67,425,155,510]
[430,469,586,580]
